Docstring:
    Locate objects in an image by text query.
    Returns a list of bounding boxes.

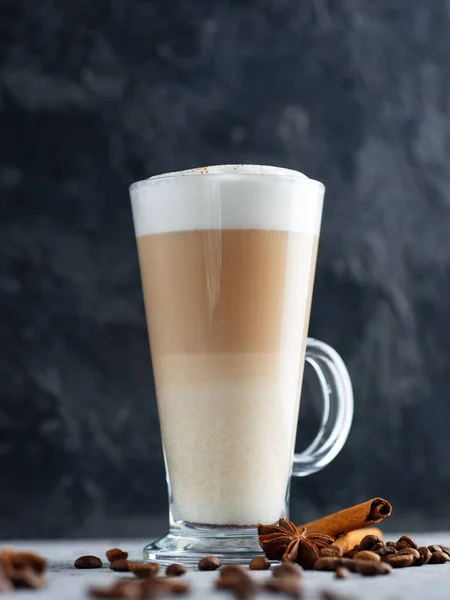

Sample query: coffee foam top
[130,165,324,236]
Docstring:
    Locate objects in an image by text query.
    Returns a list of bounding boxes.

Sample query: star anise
[257,518,335,569]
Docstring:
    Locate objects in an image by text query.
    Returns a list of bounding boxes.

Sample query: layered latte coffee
[131,165,323,526]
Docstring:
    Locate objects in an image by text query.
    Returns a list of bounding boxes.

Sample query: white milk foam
[130,164,324,237]
[158,371,302,525]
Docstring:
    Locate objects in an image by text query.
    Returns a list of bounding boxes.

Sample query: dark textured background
[2,0,450,539]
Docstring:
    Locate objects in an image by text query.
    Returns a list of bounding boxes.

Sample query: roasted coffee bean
[335,566,351,579]
[265,578,302,599]
[166,581,190,596]
[216,574,250,588]
[220,565,248,578]
[371,542,385,553]
[415,547,432,566]
[74,555,103,569]
[354,561,392,576]
[428,545,443,553]
[248,556,270,570]
[353,551,380,562]
[340,558,363,572]
[106,548,129,563]
[376,546,397,558]
[7,551,47,575]
[142,577,189,596]
[395,542,410,551]
[384,553,415,568]
[429,551,450,564]
[216,568,255,600]
[10,567,45,589]
[359,535,381,551]
[320,546,343,558]
[440,545,450,555]
[129,562,160,578]
[0,568,12,593]
[397,548,420,562]
[343,548,359,559]
[115,580,145,597]
[397,536,418,549]
[166,563,186,577]
[198,556,221,571]
[89,583,137,599]
[139,579,171,599]
[386,541,397,548]
[272,562,303,579]
[110,559,130,572]
[313,557,341,571]
[322,592,345,600]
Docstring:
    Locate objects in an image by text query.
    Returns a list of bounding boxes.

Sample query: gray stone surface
[6,535,450,600]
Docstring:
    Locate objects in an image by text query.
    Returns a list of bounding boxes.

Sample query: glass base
[143,524,265,566]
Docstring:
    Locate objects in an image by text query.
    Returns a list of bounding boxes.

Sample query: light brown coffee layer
[137,229,318,356]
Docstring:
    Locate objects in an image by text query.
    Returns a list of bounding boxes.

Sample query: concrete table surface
[4,535,450,599]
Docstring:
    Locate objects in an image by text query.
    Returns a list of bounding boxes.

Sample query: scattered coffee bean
[386,541,397,548]
[397,548,420,562]
[0,568,12,593]
[343,548,359,559]
[354,561,392,576]
[90,579,141,599]
[216,574,249,588]
[142,577,180,597]
[166,563,186,577]
[74,555,103,569]
[428,545,443,553]
[198,556,221,571]
[415,547,432,566]
[371,542,385,553]
[265,578,302,599]
[376,546,397,558]
[6,551,47,575]
[396,541,410,551]
[167,581,190,595]
[220,565,248,578]
[335,566,351,579]
[216,567,255,600]
[0,549,48,591]
[129,562,160,578]
[109,559,130,572]
[320,546,343,558]
[322,592,345,600]
[228,582,255,599]
[359,535,381,551]
[384,553,415,568]
[353,551,380,563]
[9,567,45,589]
[249,556,270,570]
[429,551,450,564]
[217,574,256,599]
[397,536,418,549]
[440,545,450,555]
[313,557,341,571]
[90,577,171,599]
[106,548,129,563]
[272,562,303,579]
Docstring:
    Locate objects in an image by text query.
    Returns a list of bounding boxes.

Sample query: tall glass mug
[129,165,353,565]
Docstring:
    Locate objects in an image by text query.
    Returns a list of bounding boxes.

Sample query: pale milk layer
[157,354,304,525]
[130,164,324,237]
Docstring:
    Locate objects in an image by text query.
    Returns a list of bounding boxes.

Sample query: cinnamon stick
[297,498,392,537]
[331,528,384,553]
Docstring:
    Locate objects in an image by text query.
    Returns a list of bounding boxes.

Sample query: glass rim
[129,169,325,194]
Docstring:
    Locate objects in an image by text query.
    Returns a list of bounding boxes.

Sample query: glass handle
[292,338,354,477]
